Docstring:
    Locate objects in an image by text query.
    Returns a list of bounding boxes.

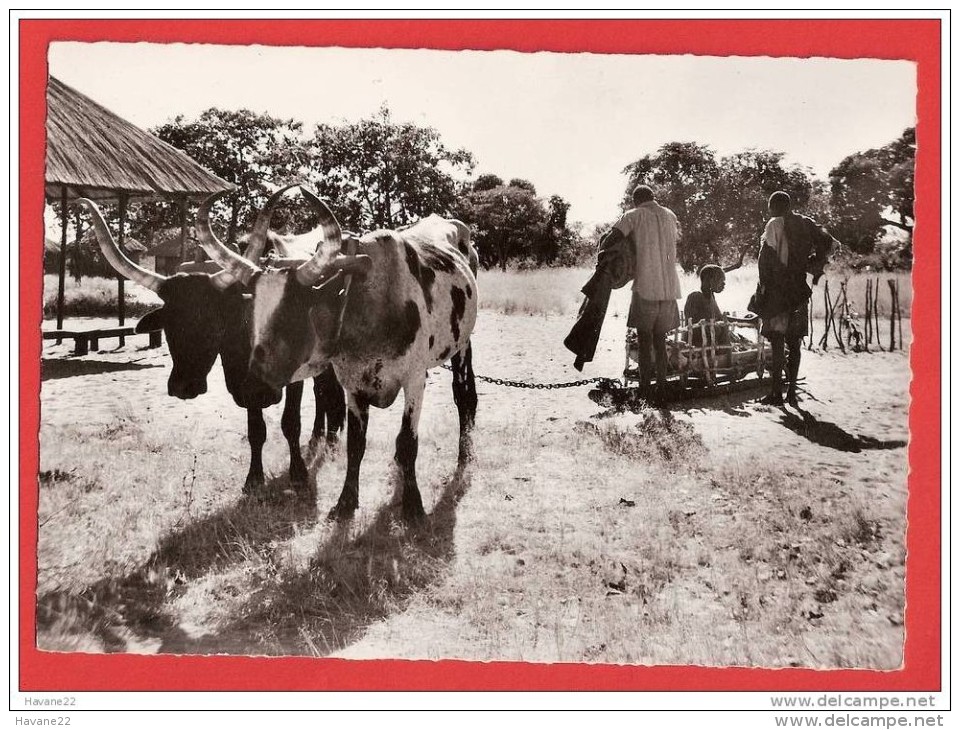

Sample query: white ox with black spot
[199,187,478,522]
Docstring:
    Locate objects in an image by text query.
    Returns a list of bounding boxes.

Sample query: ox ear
[336,254,373,278]
[135,307,166,334]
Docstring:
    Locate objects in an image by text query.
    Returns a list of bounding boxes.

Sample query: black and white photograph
[31,26,924,679]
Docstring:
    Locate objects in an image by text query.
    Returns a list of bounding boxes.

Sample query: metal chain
[439,363,617,390]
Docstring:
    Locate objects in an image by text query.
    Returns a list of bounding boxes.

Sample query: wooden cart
[624,316,771,388]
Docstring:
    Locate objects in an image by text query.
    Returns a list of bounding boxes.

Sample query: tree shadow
[41,358,162,381]
[779,406,907,453]
[36,456,472,659]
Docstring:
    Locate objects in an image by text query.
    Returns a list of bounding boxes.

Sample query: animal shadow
[779,406,907,453]
[37,460,472,659]
[156,463,474,656]
[36,470,319,655]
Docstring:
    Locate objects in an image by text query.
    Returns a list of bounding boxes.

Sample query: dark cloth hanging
[563,232,635,371]
[752,212,836,321]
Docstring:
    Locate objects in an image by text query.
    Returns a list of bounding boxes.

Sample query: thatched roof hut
[45,76,234,203]
[44,76,234,333]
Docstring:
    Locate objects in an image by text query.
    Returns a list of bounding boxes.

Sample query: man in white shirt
[604,185,682,389]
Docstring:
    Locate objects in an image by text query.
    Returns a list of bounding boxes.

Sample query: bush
[586,410,707,465]
[42,275,160,320]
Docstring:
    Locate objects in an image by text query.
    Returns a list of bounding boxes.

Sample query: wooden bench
[42,327,162,356]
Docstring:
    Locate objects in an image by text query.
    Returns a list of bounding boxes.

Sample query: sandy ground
[36,308,913,664]
[39,311,912,471]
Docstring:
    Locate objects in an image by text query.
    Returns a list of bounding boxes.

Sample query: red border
[19,18,941,692]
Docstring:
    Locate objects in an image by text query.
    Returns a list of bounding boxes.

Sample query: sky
[47,42,917,227]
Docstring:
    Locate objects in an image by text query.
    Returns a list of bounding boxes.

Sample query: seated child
[683,264,731,346]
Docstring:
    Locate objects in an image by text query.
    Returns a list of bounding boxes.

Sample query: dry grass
[36,272,908,669]
[37,391,904,667]
[478,267,594,316]
[478,265,912,320]
[42,274,160,320]
[37,394,469,656]
[42,265,911,324]
[414,407,903,667]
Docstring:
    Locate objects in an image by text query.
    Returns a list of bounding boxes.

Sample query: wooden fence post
[821,280,831,350]
[887,279,897,352]
[896,280,903,350]
[873,276,882,352]
[831,289,845,353]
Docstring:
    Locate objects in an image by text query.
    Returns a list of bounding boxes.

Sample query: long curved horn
[295,186,343,285]
[195,192,260,284]
[243,183,303,263]
[77,198,167,293]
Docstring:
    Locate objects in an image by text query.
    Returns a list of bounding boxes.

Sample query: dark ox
[199,187,478,522]
[78,193,345,495]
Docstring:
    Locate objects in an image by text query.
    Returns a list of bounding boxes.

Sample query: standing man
[757,190,837,406]
[605,184,682,390]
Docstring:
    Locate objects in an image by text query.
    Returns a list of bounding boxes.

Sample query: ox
[198,187,478,522]
[78,191,345,495]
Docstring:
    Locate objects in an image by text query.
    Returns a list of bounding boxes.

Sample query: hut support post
[73,208,84,284]
[117,193,128,346]
[228,195,239,246]
[178,196,188,264]
[56,186,68,342]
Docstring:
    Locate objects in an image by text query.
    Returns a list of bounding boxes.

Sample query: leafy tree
[553,220,594,267]
[828,127,915,260]
[622,142,723,270]
[536,194,572,263]
[306,105,475,231]
[884,128,916,234]
[621,142,822,271]
[715,150,818,260]
[454,183,547,270]
[472,173,504,192]
[150,109,308,247]
[508,178,537,194]
[454,178,584,270]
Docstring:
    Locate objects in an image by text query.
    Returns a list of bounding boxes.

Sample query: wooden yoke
[333,234,359,346]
